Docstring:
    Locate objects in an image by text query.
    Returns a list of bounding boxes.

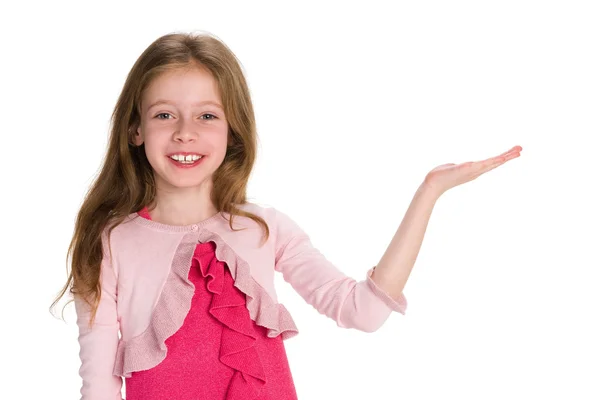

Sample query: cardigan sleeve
[273,208,407,333]
[73,229,123,400]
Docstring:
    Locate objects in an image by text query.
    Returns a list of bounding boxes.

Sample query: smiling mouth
[168,154,204,164]
[166,154,206,168]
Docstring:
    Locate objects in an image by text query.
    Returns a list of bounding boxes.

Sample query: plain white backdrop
[1,1,599,399]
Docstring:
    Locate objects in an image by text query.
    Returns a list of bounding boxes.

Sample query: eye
[201,113,217,120]
[155,112,172,120]
[154,113,217,120]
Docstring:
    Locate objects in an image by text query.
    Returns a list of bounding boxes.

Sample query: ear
[132,126,144,146]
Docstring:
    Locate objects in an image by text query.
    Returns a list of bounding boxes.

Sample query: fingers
[503,150,521,161]
[477,154,505,168]
[500,145,521,157]
[478,159,505,175]
[478,150,520,175]
[479,145,522,167]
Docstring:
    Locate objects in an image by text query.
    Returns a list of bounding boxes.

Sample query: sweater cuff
[366,266,408,314]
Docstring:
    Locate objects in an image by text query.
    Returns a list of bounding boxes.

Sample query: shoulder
[99,212,165,261]
[238,202,309,253]
[101,213,145,241]
[237,201,300,232]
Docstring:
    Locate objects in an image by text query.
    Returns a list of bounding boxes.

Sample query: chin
[152,163,213,187]
[166,174,214,188]
[168,178,210,188]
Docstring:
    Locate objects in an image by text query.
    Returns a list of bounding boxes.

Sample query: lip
[166,152,205,156]
[167,154,205,169]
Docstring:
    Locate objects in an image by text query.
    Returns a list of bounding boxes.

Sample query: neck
[148,182,219,226]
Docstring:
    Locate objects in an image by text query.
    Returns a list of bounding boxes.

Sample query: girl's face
[134,67,228,192]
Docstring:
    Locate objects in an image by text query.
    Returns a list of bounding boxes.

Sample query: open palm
[424,145,522,195]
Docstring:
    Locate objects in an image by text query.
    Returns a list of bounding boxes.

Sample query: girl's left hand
[423,145,522,196]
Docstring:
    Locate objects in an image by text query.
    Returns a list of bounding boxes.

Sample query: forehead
[143,67,221,106]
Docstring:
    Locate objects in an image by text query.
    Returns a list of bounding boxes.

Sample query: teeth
[170,154,203,163]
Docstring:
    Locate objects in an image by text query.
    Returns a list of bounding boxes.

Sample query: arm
[274,208,408,333]
[74,230,123,400]
[370,146,522,299]
[369,183,440,300]
[274,147,520,334]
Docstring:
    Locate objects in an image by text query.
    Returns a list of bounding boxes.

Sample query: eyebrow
[146,100,224,113]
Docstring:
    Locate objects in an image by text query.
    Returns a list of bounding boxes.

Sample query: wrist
[418,180,444,201]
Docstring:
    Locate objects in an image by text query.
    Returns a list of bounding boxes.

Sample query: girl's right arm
[73,232,123,400]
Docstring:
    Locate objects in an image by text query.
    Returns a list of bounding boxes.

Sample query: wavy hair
[50,31,269,328]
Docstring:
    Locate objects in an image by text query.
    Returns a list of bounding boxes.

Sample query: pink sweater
[125,207,298,399]
[74,202,408,399]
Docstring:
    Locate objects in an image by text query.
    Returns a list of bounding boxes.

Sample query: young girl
[51,31,521,400]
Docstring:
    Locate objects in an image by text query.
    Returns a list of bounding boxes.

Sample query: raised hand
[423,145,522,196]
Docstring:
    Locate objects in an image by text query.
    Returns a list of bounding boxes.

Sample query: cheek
[142,137,166,163]
[202,129,229,152]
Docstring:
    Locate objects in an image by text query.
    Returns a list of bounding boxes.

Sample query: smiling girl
[51,31,521,400]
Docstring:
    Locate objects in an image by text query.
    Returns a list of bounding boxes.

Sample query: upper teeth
[170,154,202,162]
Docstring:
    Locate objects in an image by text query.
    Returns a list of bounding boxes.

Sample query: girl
[51,31,521,400]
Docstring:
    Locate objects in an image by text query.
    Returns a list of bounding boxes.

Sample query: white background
[1,1,599,399]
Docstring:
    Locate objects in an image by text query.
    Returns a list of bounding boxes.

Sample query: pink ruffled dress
[124,207,298,400]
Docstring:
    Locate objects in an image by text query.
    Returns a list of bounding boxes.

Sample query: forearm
[370,182,441,300]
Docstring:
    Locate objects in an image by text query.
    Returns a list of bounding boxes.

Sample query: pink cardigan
[74,202,408,400]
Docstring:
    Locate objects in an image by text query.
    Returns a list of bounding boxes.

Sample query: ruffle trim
[195,241,266,398]
[113,208,299,379]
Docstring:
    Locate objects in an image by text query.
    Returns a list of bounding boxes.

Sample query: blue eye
[156,113,171,120]
[155,113,217,120]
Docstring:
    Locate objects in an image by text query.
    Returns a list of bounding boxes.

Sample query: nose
[173,116,197,143]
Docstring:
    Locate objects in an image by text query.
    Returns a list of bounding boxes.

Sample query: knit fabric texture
[124,208,298,399]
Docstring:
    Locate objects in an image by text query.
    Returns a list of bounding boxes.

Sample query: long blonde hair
[50,31,270,328]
